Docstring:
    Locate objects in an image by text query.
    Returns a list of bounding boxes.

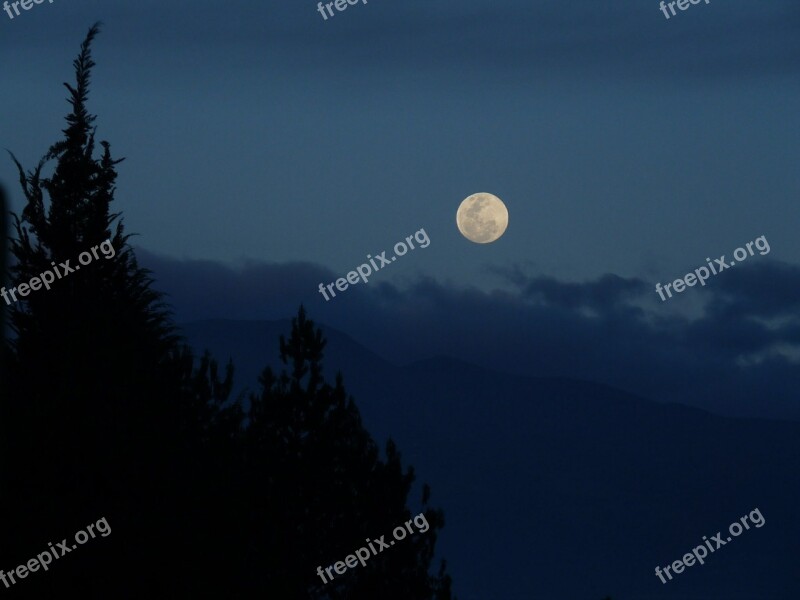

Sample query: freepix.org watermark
[1,239,116,306]
[3,0,55,21]
[654,508,764,584]
[1,517,111,589]
[317,228,430,301]
[658,0,711,20]
[655,235,769,302]
[316,512,429,584]
[316,0,368,21]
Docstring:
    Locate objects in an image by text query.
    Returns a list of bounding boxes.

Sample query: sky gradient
[4,3,800,598]
[2,0,800,422]
[2,0,799,286]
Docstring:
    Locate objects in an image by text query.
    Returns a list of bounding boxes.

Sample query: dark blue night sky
[2,1,800,598]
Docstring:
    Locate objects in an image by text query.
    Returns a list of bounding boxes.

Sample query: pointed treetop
[54,21,103,157]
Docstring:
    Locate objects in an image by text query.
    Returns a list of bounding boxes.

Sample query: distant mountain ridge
[179,318,800,599]
[179,318,397,398]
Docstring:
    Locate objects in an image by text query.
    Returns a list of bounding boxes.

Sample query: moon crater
[456,193,509,244]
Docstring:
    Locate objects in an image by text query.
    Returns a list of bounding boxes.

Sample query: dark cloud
[709,260,800,318]
[355,0,800,79]
[6,0,799,79]
[265,0,800,80]
[503,268,648,313]
[138,247,800,421]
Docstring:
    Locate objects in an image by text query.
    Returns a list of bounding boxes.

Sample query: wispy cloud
[139,247,800,421]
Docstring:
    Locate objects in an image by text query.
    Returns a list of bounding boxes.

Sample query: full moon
[456,192,509,244]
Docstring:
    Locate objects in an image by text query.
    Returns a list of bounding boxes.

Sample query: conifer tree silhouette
[241,306,456,600]
[0,184,8,486]
[1,24,456,600]
[1,23,189,597]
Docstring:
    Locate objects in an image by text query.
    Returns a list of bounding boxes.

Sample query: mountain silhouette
[182,317,800,599]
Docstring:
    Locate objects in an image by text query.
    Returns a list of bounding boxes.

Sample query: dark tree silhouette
[241,306,455,599]
[0,184,8,480]
[1,24,455,599]
[1,22,189,598]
